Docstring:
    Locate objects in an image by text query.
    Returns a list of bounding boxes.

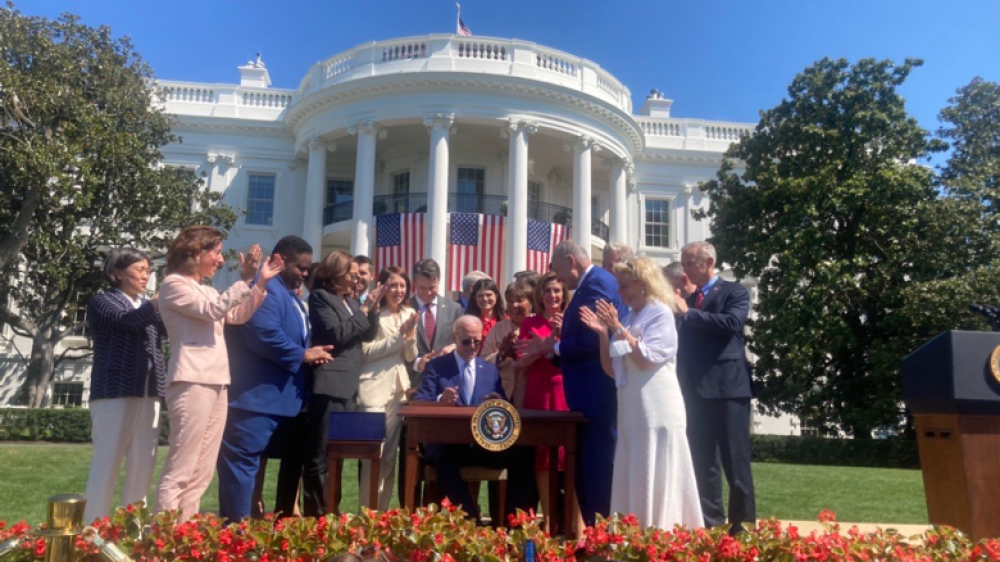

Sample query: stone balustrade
[637,117,754,150]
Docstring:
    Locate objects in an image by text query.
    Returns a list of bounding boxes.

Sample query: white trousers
[84,397,161,522]
[358,390,405,512]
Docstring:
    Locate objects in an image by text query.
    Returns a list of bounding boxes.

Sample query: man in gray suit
[398,258,464,503]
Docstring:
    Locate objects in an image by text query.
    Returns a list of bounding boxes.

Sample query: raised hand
[401,311,419,339]
[363,283,386,313]
[258,253,285,284]
[595,300,620,331]
[550,311,564,337]
[238,245,263,282]
[579,306,606,334]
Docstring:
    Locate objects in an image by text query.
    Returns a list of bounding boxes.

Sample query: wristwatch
[614,326,627,338]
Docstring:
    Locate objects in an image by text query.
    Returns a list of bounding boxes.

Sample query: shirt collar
[578,264,596,287]
[701,275,720,295]
[416,294,437,310]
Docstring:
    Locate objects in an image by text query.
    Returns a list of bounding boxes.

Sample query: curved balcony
[299,35,632,114]
[323,193,610,243]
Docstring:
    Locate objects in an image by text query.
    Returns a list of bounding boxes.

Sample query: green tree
[0,4,237,406]
[696,58,1000,437]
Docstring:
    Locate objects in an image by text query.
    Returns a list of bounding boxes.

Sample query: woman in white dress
[358,266,419,510]
[580,257,703,530]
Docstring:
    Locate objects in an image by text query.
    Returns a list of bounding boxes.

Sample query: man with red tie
[675,241,756,534]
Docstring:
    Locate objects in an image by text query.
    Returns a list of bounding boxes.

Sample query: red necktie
[423,303,436,344]
[695,291,705,309]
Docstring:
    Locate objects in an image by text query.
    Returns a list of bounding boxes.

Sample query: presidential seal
[471,399,521,451]
[991,344,1000,386]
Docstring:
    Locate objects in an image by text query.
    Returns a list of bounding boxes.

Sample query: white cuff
[610,339,632,358]
[553,342,561,356]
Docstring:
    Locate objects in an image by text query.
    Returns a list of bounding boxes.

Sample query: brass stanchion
[39,494,85,562]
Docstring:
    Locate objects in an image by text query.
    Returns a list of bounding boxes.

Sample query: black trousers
[268,410,308,517]
[301,394,355,517]
[425,444,534,521]
[685,395,756,532]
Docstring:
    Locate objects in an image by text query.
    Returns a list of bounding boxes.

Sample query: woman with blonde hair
[580,257,702,530]
[156,226,283,521]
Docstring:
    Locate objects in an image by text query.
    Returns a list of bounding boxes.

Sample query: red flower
[817,509,837,523]
[33,538,46,557]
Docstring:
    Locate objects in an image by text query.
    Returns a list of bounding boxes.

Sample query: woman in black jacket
[302,249,380,515]
[84,248,164,522]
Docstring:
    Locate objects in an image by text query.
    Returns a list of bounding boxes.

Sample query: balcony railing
[322,192,610,242]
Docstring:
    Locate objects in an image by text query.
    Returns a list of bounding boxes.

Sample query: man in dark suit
[516,239,624,526]
[218,236,333,521]
[414,315,534,521]
[676,241,756,533]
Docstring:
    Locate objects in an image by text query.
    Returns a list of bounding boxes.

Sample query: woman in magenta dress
[518,271,580,527]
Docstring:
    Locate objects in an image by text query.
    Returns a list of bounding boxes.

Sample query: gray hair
[412,259,441,282]
[553,240,589,262]
[453,314,483,334]
[603,243,634,263]
[662,262,685,287]
[681,241,717,263]
[103,248,151,288]
[462,271,489,299]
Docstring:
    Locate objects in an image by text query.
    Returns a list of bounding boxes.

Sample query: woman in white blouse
[357,266,419,510]
[580,257,703,530]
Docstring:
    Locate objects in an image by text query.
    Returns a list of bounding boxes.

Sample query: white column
[304,139,333,258]
[566,136,600,251]
[607,158,629,245]
[349,121,382,257]
[424,114,454,283]
[504,120,537,284]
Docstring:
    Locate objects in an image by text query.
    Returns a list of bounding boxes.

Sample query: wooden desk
[400,404,587,537]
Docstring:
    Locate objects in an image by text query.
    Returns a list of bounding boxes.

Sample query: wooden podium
[903,330,1000,540]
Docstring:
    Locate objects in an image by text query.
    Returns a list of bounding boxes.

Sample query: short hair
[103,248,151,288]
[553,240,588,262]
[504,282,531,308]
[603,243,634,263]
[682,241,717,263]
[377,266,411,308]
[662,262,685,287]
[453,314,484,334]
[311,249,352,293]
[535,271,568,313]
[614,257,677,311]
[412,259,441,283]
[272,235,312,261]
[465,278,506,322]
[462,270,489,299]
[353,255,373,268]
[514,270,540,309]
[166,225,224,276]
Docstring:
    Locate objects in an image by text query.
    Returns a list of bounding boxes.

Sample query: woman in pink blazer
[155,226,283,521]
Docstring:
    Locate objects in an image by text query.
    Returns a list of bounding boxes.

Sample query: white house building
[0,34,802,434]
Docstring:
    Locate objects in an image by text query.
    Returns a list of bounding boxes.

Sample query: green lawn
[0,443,928,526]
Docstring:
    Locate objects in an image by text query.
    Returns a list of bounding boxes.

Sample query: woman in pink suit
[155,226,283,521]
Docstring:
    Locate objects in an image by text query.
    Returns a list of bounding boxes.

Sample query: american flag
[448,213,504,291]
[526,219,570,273]
[376,213,425,278]
[457,17,472,36]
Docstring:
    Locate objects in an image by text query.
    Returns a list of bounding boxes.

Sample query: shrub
[751,434,920,469]
[0,408,170,445]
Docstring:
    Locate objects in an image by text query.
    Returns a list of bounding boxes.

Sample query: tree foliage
[696,58,1000,437]
[0,4,237,406]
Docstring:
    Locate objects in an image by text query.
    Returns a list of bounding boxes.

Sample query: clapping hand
[595,300,621,331]
[579,306,606,334]
[550,312,564,337]
[257,253,285,284]
[514,331,554,357]
[400,311,419,340]
[440,386,460,406]
[238,245,263,282]
[362,283,386,313]
[305,345,335,365]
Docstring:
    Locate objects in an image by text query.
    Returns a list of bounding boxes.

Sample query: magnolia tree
[0,4,237,406]
[697,59,1000,437]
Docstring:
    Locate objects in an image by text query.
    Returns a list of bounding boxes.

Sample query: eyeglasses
[459,338,482,347]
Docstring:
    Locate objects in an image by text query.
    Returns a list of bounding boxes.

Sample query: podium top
[903,330,1000,415]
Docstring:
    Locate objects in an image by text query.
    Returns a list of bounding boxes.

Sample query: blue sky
[24,0,1000,137]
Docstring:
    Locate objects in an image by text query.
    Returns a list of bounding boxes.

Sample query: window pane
[246,174,276,226]
[644,199,671,248]
[456,167,484,212]
[392,172,410,196]
[528,181,541,202]
[326,179,353,206]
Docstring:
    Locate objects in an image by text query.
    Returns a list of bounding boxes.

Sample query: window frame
[245,172,278,227]
[639,195,675,251]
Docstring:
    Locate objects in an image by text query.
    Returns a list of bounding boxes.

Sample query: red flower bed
[1,502,998,562]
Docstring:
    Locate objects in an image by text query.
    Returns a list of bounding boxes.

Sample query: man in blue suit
[676,241,756,533]
[516,239,624,526]
[414,315,534,522]
[218,236,334,521]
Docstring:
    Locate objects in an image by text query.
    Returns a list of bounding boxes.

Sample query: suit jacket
[87,289,165,400]
[414,353,506,405]
[359,307,419,409]
[559,266,624,409]
[677,278,754,399]
[407,295,463,386]
[159,274,266,386]
[225,277,311,417]
[309,288,375,399]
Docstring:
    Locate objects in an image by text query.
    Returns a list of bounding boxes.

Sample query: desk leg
[564,432,578,539]
[405,435,419,511]
[327,450,341,515]
[369,458,381,510]
[548,446,559,536]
